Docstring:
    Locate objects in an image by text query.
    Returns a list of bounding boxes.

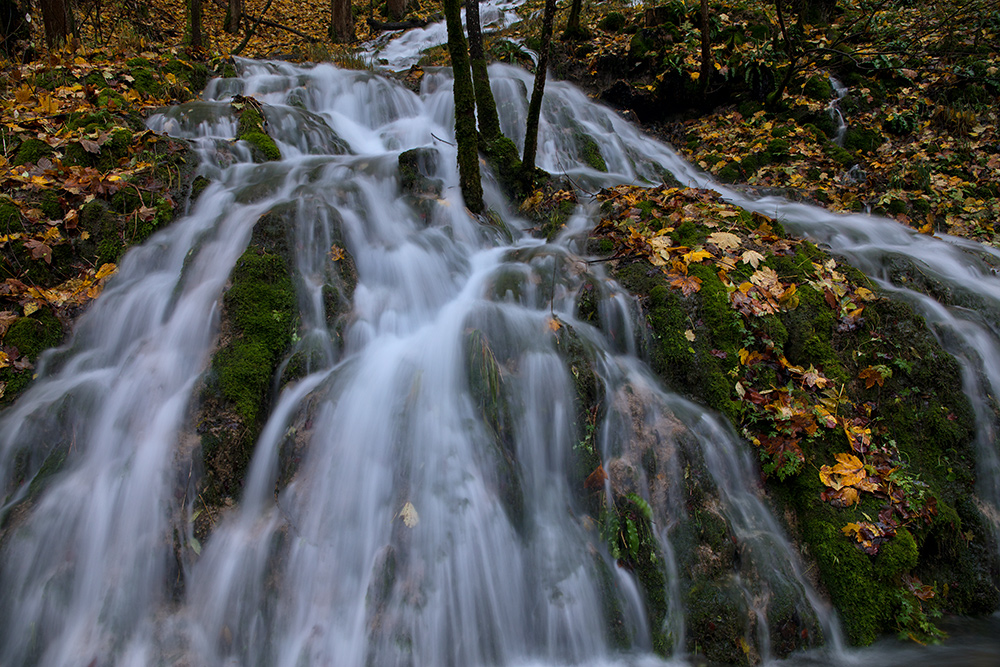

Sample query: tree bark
[0,0,29,55]
[522,0,556,174]
[226,0,242,34]
[699,0,713,88]
[443,0,483,213]
[563,0,588,40]
[386,0,409,21]
[39,0,72,48]
[330,0,354,43]
[466,0,501,144]
[190,0,204,49]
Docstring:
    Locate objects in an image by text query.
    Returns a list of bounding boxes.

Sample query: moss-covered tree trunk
[466,0,502,144]
[444,0,484,213]
[330,0,354,42]
[522,0,556,175]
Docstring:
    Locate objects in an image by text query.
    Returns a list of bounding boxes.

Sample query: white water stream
[1,12,999,667]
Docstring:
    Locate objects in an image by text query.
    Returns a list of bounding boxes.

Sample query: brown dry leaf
[584,465,608,490]
[741,249,765,269]
[750,266,781,295]
[670,273,702,296]
[707,231,741,251]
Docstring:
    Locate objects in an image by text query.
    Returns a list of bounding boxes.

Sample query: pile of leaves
[0,45,207,402]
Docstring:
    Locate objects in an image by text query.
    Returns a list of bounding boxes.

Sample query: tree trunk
[0,0,29,55]
[39,0,71,48]
[522,0,556,174]
[443,0,483,213]
[698,0,713,88]
[190,0,204,49]
[330,0,354,43]
[466,0,501,144]
[226,0,242,34]
[563,0,588,40]
[386,0,409,21]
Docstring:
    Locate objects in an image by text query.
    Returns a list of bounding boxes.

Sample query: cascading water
[1,20,999,667]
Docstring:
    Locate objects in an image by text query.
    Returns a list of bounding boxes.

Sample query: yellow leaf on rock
[547,317,562,332]
[23,302,39,316]
[400,501,419,527]
[95,263,117,280]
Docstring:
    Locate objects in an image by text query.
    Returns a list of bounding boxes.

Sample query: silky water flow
[0,53,998,667]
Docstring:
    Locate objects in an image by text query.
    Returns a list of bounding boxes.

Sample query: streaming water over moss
[0,30,998,667]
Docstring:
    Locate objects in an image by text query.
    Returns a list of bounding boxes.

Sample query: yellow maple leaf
[682,248,713,264]
[547,317,562,332]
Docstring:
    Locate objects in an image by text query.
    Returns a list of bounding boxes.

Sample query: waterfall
[1,36,998,667]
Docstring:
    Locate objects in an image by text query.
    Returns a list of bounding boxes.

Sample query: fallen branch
[210,0,320,43]
[366,17,431,31]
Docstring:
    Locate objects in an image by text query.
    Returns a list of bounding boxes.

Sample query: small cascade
[827,76,849,147]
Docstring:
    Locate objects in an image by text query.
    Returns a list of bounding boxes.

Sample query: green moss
[804,519,893,645]
[844,127,883,154]
[214,249,295,424]
[241,131,281,162]
[4,308,63,359]
[802,75,833,101]
[577,134,608,172]
[40,191,62,221]
[598,11,626,32]
[877,528,918,579]
[0,199,22,234]
[131,68,161,96]
[14,138,53,166]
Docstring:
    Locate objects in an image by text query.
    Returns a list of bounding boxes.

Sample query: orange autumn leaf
[669,273,702,296]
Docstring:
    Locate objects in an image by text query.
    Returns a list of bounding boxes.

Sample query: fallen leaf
[707,231,741,251]
[400,501,419,527]
[741,249,765,268]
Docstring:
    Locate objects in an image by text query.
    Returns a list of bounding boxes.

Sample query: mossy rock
[3,308,63,360]
[214,248,295,424]
[843,127,883,153]
[14,138,53,166]
[598,12,626,32]
[576,134,608,172]
[802,75,833,101]
[0,199,23,234]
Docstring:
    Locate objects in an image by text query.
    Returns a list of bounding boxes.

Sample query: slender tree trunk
[443,0,483,213]
[466,0,501,144]
[522,0,556,174]
[330,0,354,42]
[190,0,204,49]
[226,0,242,34]
[39,0,72,48]
[699,0,713,88]
[387,0,409,21]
